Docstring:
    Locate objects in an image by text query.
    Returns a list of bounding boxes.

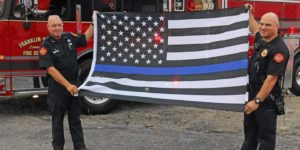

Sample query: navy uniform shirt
[249,32,290,98]
[39,32,87,88]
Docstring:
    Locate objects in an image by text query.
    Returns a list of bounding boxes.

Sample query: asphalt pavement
[0,96,299,150]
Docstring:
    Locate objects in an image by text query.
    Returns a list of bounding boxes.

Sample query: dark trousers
[241,101,277,150]
[48,91,85,150]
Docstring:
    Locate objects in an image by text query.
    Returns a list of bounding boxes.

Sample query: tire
[290,56,300,96]
[78,58,118,114]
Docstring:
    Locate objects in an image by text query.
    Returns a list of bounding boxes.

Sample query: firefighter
[38,15,93,150]
[241,4,289,150]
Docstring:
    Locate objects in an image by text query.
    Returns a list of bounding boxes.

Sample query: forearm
[249,11,259,35]
[245,4,259,34]
[47,67,72,89]
[255,75,278,101]
[84,24,94,42]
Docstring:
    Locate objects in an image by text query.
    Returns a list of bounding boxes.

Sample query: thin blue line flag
[79,7,249,111]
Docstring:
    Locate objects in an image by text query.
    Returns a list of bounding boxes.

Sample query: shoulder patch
[274,53,284,63]
[39,47,48,56]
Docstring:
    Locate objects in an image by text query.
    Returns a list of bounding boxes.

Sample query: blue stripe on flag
[94,59,247,75]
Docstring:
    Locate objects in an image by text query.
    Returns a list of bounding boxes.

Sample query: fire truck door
[0,0,11,94]
[8,0,50,90]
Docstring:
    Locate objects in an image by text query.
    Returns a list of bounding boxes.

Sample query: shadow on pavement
[0,96,48,115]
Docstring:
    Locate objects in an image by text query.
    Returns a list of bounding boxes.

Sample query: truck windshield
[0,0,4,16]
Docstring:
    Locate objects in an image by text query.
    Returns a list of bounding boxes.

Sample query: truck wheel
[290,56,300,96]
[81,96,118,114]
[78,58,118,114]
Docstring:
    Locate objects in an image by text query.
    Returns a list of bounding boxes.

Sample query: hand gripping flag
[79,7,249,111]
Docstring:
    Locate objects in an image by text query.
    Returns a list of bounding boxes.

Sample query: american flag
[79,7,249,111]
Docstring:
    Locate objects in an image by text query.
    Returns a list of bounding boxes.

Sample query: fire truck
[0,0,118,114]
[0,0,299,114]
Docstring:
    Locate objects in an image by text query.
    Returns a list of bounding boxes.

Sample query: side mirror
[19,0,48,19]
[13,3,26,19]
[13,0,33,29]
[13,0,33,19]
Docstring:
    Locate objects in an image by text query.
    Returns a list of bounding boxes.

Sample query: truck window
[93,0,162,12]
[77,0,93,21]
[12,0,78,20]
[140,0,163,12]
[93,0,116,12]
[121,0,162,12]
[34,0,93,21]
[48,0,67,16]
[34,0,70,19]
[0,0,5,16]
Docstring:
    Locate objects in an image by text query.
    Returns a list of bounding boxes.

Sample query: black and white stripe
[80,7,250,111]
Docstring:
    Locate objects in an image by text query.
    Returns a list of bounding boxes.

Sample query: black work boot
[74,143,88,150]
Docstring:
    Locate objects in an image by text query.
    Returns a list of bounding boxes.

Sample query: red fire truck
[0,0,119,114]
[0,0,299,114]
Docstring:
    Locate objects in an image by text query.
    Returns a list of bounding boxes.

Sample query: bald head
[259,12,280,41]
[261,12,279,26]
[47,15,63,39]
[47,15,62,25]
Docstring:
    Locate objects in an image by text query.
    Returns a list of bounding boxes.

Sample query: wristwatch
[254,97,261,104]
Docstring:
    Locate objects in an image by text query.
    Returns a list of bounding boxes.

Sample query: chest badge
[67,39,72,50]
[261,49,268,57]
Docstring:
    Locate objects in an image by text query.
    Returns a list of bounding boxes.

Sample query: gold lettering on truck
[18,37,42,48]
